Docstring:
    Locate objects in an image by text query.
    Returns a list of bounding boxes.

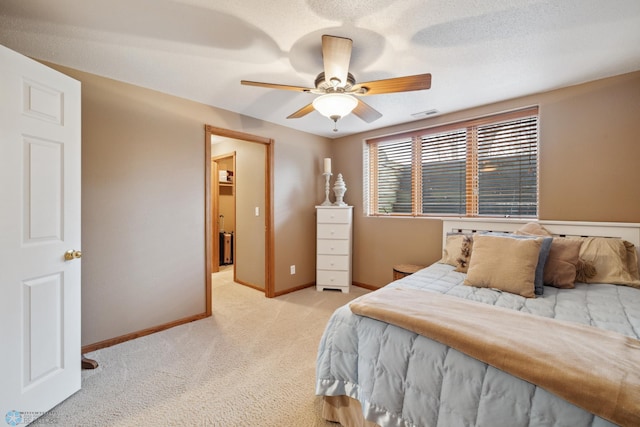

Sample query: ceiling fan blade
[353,99,383,123]
[241,80,313,92]
[353,73,432,95]
[322,35,352,88]
[287,103,316,119]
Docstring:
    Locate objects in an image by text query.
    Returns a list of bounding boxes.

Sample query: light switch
[255,207,260,216]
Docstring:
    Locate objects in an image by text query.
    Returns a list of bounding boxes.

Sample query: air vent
[411,109,438,119]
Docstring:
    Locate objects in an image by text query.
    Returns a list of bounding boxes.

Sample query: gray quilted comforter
[316,262,640,427]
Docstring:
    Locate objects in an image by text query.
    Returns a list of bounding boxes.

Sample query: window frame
[365,106,539,218]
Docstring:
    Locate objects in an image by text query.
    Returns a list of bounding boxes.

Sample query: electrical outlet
[290,265,296,275]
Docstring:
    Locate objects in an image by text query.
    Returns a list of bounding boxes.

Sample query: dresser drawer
[317,270,350,287]
[317,208,351,224]
[317,223,350,239]
[317,254,349,271]
[317,239,350,255]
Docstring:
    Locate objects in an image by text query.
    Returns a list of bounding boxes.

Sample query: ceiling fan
[241,35,432,131]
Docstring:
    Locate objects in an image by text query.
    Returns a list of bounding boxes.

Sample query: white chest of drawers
[316,206,353,293]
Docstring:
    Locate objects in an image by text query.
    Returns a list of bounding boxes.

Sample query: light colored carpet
[34,269,369,426]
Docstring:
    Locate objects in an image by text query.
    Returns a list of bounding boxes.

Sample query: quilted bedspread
[316,262,640,427]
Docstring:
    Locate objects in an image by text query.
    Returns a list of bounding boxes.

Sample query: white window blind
[366,107,539,218]
[421,128,467,215]
[476,116,538,217]
[372,138,413,215]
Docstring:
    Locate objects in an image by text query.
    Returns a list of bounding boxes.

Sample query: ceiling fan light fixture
[312,93,358,121]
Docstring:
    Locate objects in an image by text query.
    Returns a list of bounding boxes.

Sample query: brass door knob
[64,250,82,261]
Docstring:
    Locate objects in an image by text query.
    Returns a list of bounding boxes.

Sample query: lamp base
[321,172,332,205]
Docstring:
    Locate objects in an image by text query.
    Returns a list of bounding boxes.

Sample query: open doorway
[204,125,274,316]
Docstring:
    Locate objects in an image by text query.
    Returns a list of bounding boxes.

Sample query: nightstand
[392,264,426,281]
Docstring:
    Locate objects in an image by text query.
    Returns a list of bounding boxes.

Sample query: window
[365,107,538,218]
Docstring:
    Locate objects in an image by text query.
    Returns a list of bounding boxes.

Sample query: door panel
[22,78,64,125]
[0,44,81,425]
[24,137,64,242]
[23,273,63,387]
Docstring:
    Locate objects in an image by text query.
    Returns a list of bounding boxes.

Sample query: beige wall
[45,62,330,347]
[332,71,640,288]
[45,56,640,346]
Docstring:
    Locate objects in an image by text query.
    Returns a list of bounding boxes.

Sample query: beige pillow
[440,233,468,266]
[514,222,553,237]
[624,240,640,281]
[464,234,542,298]
[573,237,640,288]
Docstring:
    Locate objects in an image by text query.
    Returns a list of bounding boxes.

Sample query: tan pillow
[573,237,640,288]
[464,234,542,298]
[440,233,468,266]
[515,222,584,289]
[624,240,640,281]
[514,222,553,237]
[543,238,582,288]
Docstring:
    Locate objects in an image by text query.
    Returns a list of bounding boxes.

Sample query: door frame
[204,125,275,315]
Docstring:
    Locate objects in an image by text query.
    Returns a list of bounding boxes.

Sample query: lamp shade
[312,93,358,120]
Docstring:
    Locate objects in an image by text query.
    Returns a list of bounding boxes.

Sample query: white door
[0,45,81,425]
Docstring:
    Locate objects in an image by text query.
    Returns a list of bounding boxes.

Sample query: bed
[316,219,640,427]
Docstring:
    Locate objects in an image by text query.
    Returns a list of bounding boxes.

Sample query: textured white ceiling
[1,0,639,138]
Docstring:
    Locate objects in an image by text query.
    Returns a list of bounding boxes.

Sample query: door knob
[64,250,82,261]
